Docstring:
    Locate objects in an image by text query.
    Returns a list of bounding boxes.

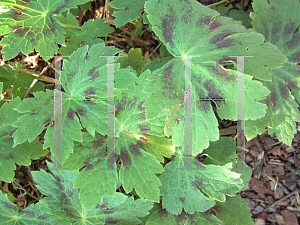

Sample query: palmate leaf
[109,0,147,28]
[3,162,153,225]
[12,43,136,163]
[0,0,90,61]
[143,0,286,155]
[0,62,44,99]
[115,69,174,202]
[159,148,244,215]
[248,0,300,145]
[62,132,118,211]
[212,195,254,225]
[146,210,221,225]
[0,191,67,224]
[0,96,47,182]
[53,12,114,55]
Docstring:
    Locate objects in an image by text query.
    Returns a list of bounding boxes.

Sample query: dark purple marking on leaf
[69,72,75,78]
[37,215,47,220]
[124,7,129,11]
[162,15,175,48]
[290,52,300,63]
[63,208,75,218]
[79,41,85,46]
[100,206,115,215]
[84,55,89,60]
[92,135,106,149]
[5,153,14,160]
[84,87,95,96]
[105,218,118,223]
[270,5,275,11]
[194,176,205,188]
[67,110,75,120]
[56,175,62,182]
[88,67,100,81]
[139,125,150,133]
[210,32,232,45]
[181,14,191,24]
[177,211,195,225]
[162,61,175,84]
[22,210,34,216]
[85,163,94,170]
[16,27,30,37]
[196,101,211,114]
[287,78,298,90]
[179,197,185,203]
[29,38,35,43]
[286,33,300,51]
[53,0,71,14]
[28,31,34,37]
[30,110,36,115]
[1,201,17,210]
[209,20,223,31]
[194,159,207,170]
[203,79,224,101]
[284,22,296,37]
[129,143,142,157]
[137,101,145,112]
[44,28,53,37]
[76,108,85,116]
[120,147,131,168]
[197,16,211,26]
[216,38,234,49]
[279,82,290,100]
[55,180,64,191]
[12,25,22,30]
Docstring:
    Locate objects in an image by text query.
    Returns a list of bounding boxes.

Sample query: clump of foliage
[0,0,299,224]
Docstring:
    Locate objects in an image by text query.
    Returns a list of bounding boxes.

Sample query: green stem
[208,0,231,7]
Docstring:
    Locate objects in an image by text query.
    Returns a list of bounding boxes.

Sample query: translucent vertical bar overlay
[235,55,252,169]
[54,56,62,169]
[107,56,115,170]
[183,56,193,170]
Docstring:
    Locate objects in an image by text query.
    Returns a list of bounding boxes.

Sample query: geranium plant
[0,0,299,224]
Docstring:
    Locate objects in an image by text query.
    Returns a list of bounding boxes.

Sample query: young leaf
[54,13,114,55]
[62,132,118,211]
[31,162,153,224]
[159,151,244,215]
[115,48,147,76]
[250,0,300,145]
[146,209,221,225]
[109,0,147,28]
[0,191,66,224]
[143,0,286,154]
[0,63,44,99]
[0,97,47,182]
[0,0,90,61]
[212,195,255,225]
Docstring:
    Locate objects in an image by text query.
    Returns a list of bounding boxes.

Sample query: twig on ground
[10,66,56,84]
[264,189,299,212]
[23,60,56,100]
